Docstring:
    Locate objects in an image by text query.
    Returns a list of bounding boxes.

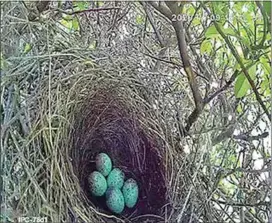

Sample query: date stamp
[18,216,48,223]
[171,13,221,22]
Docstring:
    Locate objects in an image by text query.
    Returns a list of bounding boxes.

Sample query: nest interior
[71,87,167,219]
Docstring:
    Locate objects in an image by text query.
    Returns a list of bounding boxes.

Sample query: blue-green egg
[106,187,125,214]
[88,171,107,196]
[122,178,139,208]
[96,153,112,176]
[107,168,125,189]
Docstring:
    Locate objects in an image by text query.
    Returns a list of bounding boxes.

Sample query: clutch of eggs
[88,153,139,214]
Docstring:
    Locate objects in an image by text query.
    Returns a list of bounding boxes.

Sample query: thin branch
[143,52,182,67]
[141,2,171,72]
[211,199,270,207]
[52,7,121,15]
[215,22,270,120]
[141,2,165,47]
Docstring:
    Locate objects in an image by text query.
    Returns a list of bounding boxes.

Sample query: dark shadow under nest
[71,88,167,221]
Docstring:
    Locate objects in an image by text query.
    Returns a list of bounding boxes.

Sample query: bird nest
[22,68,178,223]
[71,86,167,221]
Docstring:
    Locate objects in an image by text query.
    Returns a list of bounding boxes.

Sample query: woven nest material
[71,86,167,220]
[29,70,177,223]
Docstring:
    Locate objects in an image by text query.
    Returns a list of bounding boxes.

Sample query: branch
[148,2,172,20]
[141,2,171,72]
[233,131,269,141]
[165,1,203,109]
[149,1,204,134]
[216,22,270,120]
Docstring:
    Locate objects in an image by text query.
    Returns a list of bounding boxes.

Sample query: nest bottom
[71,90,167,220]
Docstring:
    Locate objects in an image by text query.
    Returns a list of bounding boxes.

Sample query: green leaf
[223,27,236,36]
[234,62,240,70]
[260,56,270,75]
[185,4,195,16]
[212,2,228,19]
[192,18,201,26]
[200,40,212,54]
[205,24,236,39]
[234,65,256,98]
[72,18,79,31]
[234,77,247,98]
[98,1,104,7]
[237,103,243,114]
[263,1,271,19]
[63,14,73,21]
[205,25,219,38]
[136,14,144,25]
[23,43,32,54]
[60,19,72,30]
[77,2,89,10]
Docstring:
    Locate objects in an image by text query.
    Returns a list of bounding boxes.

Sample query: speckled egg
[96,153,112,176]
[88,171,107,196]
[122,178,139,208]
[106,187,125,214]
[107,168,125,189]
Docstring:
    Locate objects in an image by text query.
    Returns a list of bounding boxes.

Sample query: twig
[142,52,182,67]
[204,70,239,104]
[52,7,120,15]
[211,199,270,207]
[141,2,165,47]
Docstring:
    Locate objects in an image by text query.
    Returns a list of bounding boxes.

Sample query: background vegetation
[1,1,271,222]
